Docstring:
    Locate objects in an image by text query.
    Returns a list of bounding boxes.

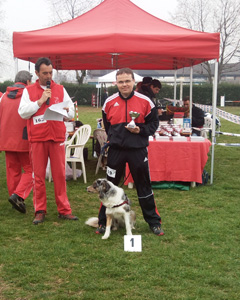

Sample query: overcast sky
[1,0,178,80]
[2,0,177,33]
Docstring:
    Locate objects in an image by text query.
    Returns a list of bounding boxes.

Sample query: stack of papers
[155,136,170,141]
[44,102,69,121]
[190,136,205,142]
[172,136,188,141]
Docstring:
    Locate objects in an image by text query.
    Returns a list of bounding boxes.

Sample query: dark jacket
[192,105,205,135]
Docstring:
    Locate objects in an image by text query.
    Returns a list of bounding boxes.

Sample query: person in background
[137,76,152,97]
[148,79,162,106]
[135,81,142,92]
[18,57,78,225]
[0,71,33,213]
[96,68,164,236]
[102,89,108,105]
[183,96,205,136]
[138,78,165,121]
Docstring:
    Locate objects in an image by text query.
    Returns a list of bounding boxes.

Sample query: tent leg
[210,60,218,184]
[174,69,177,106]
[189,65,193,120]
[14,58,18,76]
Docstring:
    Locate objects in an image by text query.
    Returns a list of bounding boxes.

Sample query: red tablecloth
[125,138,211,185]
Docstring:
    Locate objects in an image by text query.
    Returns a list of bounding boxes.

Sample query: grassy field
[0,106,239,300]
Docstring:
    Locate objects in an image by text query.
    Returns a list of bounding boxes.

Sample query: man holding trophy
[96,68,164,236]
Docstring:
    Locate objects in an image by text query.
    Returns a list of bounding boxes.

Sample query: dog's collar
[112,200,129,208]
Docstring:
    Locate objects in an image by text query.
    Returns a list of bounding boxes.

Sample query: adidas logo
[114,102,119,107]
[144,157,148,162]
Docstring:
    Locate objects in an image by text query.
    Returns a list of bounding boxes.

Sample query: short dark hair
[116,68,134,80]
[142,77,152,85]
[183,96,190,102]
[14,70,32,84]
[35,57,52,72]
[151,79,162,89]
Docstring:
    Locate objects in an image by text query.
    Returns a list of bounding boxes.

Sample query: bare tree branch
[172,0,240,83]
[47,0,103,84]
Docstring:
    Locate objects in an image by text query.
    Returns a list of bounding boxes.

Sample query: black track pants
[98,147,161,227]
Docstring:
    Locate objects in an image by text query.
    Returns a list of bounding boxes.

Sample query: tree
[48,0,103,23]
[172,0,240,83]
[47,0,104,84]
[0,2,12,81]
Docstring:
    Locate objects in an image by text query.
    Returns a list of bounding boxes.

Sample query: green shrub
[0,80,14,93]
[1,80,239,106]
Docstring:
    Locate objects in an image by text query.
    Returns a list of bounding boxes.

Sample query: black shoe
[8,194,26,214]
[150,225,164,236]
[58,214,79,221]
[33,211,45,225]
[95,225,106,234]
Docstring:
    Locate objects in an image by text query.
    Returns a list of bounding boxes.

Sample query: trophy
[127,111,140,128]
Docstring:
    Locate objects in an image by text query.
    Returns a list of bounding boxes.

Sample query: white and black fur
[86,179,136,239]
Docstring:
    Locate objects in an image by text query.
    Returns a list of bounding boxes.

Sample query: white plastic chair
[65,124,91,183]
[93,128,108,175]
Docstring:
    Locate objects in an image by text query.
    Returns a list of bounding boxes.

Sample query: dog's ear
[92,180,98,189]
[93,179,103,189]
[102,180,111,193]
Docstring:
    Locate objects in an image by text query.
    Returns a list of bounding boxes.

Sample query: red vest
[26,80,66,142]
[0,83,29,152]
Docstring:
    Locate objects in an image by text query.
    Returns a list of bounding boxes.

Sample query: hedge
[1,81,240,106]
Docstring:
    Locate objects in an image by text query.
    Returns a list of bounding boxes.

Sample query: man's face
[35,64,53,86]
[184,100,190,109]
[150,86,160,95]
[116,73,135,98]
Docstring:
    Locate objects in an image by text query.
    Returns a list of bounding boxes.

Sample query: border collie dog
[86,179,136,239]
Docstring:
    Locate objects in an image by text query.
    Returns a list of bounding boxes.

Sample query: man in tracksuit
[96,68,164,236]
[18,57,78,225]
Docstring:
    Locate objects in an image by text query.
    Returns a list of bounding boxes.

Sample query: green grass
[0,106,240,300]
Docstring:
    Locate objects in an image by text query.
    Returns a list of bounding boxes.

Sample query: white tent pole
[210,60,218,184]
[97,87,99,108]
[56,70,59,84]
[14,58,18,75]
[180,80,183,101]
[189,65,193,122]
[174,69,177,106]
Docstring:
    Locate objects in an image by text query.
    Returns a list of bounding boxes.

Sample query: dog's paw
[102,235,109,240]
[126,231,133,236]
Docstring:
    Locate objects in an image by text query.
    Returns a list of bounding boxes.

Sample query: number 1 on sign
[130,238,134,247]
[124,235,142,252]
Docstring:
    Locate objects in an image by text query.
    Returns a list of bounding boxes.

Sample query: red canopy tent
[12,0,220,71]
[12,0,220,184]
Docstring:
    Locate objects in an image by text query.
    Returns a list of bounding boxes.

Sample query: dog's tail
[85,217,99,228]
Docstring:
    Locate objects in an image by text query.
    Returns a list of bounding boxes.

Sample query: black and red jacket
[102,91,158,149]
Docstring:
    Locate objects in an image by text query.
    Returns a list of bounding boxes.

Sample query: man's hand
[63,107,70,121]
[125,125,140,134]
[37,89,51,107]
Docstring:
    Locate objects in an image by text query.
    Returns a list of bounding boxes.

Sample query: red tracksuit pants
[5,151,33,198]
[30,141,72,215]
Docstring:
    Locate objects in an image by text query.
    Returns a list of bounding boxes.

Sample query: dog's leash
[120,170,131,187]
[100,141,109,155]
